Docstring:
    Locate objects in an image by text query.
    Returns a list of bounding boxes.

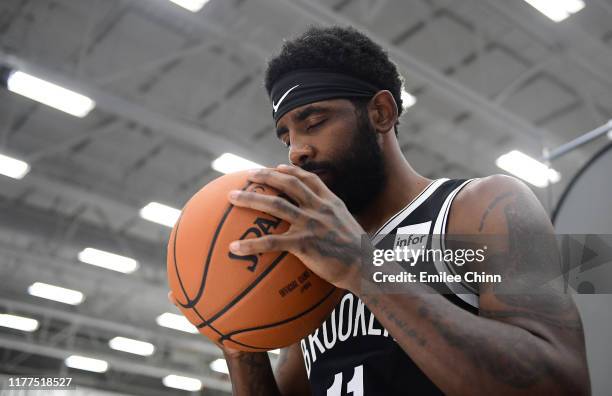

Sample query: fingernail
[277,164,291,170]
[229,241,241,252]
[228,190,240,200]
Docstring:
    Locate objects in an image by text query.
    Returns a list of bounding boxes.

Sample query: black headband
[269,69,380,123]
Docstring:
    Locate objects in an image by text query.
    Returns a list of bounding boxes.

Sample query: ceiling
[0,0,611,394]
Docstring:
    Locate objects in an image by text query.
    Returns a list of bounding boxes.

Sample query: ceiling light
[77,247,138,273]
[7,71,95,117]
[523,0,585,22]
[269,349,281,355]
[65,355,108,373]
[27,282,84,305]
[156,312,198,334]
[401,89,417,109]
[212,153,264,174]
[109,336,155,356]
[495,150,561,188]
[163,374,202,391]
[167,0,210,12]
[0,153,30,179]
[0,314,39,332]
[210,358,229,374]
[139,202,181,228]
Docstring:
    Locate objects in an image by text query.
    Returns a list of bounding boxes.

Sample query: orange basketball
[166,170,342,351]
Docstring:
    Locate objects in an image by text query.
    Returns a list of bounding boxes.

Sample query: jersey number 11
[327,365,363,396]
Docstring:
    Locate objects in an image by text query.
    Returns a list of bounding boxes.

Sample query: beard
[302,109,387,215]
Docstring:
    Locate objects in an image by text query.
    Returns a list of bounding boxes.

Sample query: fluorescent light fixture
[210,358,229,374]
[167,0,209,12]
[0,313,39,332]
[523,0,585,22]
[78,247,138,274]
[28,282,84,305]
[401,89,417,109]
[109,336,155,356]
[163,374,202,391]
[65,355,108,373]
[212,153,264,174]
[139,202,181,228]
[495,150,561,188]
[156,312,198,334]
[0,153,30,179]
[7,71,95,117]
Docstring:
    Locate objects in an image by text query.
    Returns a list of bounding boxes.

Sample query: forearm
[224,351,281,396]
[354,281,586,395]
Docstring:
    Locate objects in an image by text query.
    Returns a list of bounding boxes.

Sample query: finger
[229,234,295,255]
[274,164,332,198]
[228,190,305,224]
[247,168,320,207]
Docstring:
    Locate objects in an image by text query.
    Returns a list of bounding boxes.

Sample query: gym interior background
[0,0,611,395]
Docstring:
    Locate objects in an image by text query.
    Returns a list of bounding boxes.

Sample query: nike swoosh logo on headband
[272,84,300,113]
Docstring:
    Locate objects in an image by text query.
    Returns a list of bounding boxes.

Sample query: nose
[289,143,314,167]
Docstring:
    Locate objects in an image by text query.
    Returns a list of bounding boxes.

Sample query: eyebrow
[275,105,329,138]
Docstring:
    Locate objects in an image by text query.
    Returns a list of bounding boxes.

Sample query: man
[221,26,590,395]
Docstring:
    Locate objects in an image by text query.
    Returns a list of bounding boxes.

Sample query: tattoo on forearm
[428,305,553,388]
[479,309,583,332]
[228,353,278,395]
[361,294,427,347]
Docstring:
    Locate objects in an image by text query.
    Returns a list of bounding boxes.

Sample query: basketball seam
[178,181,252,309]
[192,305,228,339]
[172,211,190,305]
[221,287,339,350]
[222,286,337,339]
[197,251,290,328]
[171,209,228,339]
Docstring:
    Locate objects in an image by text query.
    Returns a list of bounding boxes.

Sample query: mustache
[300,161,335,174]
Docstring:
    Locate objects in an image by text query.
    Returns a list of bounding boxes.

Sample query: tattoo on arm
[437,186,585,389]
[361,295,428,347]
[478,191,514,232]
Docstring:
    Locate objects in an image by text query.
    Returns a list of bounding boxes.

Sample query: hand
[221,344,255,359]
[227,164,367,291]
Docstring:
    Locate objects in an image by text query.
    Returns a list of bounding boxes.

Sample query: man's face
[275,98,386,214]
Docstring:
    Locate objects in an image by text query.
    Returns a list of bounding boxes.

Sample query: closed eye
[307,119,326,131]
[279,134,290,148]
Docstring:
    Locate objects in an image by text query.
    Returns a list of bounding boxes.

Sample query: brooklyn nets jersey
[300,178,479,395]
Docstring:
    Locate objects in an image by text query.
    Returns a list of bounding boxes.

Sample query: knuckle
[288,176,301,188]
[332,198,346,209]
[254,169,269,179]
[318,203,334,216]
[305,172,317,181]
[272,197,288,210]
[306,216,324,230]
[263,237,276,250]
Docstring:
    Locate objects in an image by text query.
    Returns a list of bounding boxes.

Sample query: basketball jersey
[300,178,479,395]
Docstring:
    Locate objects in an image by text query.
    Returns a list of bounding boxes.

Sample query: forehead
[275,98,355,127]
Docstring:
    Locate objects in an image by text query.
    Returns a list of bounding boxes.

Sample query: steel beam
[282,0,554,144]
[0,335,230,393]
[0,298,222,358]
[0,51,274,166]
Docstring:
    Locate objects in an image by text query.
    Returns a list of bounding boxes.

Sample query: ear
[367,90,398,134]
